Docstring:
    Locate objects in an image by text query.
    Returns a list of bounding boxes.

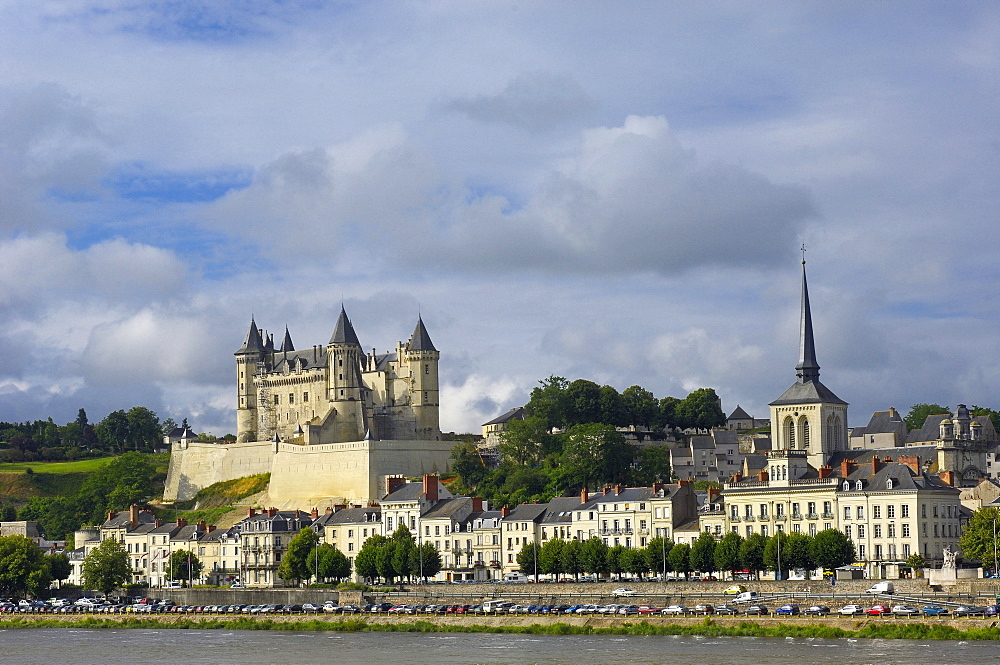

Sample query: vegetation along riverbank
[4,614,1000,641]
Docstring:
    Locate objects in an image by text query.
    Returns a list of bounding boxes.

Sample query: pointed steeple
[329,306,361,346]
[263,332,275,354]
[795,259,820,383]
[236,317,264,354]
[408,315,437,352]
[280,326,294,353]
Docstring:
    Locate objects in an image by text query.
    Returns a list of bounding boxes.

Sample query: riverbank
[4,613,1000,640]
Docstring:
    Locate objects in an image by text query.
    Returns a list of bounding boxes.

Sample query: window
[424,364,429,374]
[761,525,768,536]
[933,505,938,517]
[887,505,895,519]
[857,506,864,519]
[759,504,768,519]
[874,525,882,538]
[288,393,294,404]
[902,524,910,538]
[856,480,862,490]
[858,544,866,559]
[844,507,851,520]
[274,395,280,405]
[807,502,816,517]
[793,523,801,533]
[808,524,816,536]
[303,392,309,401]
[858,525,865,538]
[745,505,753,519]
[845,525,852,539]
[922,504,927,518]
[875,545,882,560]
[731,505,739,519]
[888,524,895,538]
[746,526,753,537]
[873,505,881,519]
[823,501,832,516]
[901,504,910,518]
[775,503,784,518]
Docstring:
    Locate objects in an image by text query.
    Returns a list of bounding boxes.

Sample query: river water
[2,628,992,665]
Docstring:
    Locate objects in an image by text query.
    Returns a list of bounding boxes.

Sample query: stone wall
[164,440,275,502]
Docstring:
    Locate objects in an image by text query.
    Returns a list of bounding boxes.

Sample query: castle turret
[405,316,440,438]
[235,317,265,442]
[327,306,366,440]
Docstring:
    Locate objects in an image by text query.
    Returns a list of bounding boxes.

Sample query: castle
[163,308,454,505]
[236,307,441,444]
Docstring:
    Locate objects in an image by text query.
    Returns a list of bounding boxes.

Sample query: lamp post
[993,515,998,579]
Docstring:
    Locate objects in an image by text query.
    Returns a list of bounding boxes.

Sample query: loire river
[3,628,992,665]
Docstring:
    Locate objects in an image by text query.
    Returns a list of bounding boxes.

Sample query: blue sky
[1,1,999,435]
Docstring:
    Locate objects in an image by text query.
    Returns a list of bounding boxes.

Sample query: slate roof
[382,483,427,502]
[280,327,294,353]
[856,409,906,436]
[408,316,437,352]
[421,497,474,520]
[503,503,548,523]
[836,461,958,494]
[102,510,157,529]
[482,407,526,427]
[236,317,265,354]
[329,306,361,346]
[727,405,752,421]
[314,506,381,526]
[770,378,847,406]
[540,496,590,524]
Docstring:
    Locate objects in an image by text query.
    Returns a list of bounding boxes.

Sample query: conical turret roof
[329,306,361,346]
[280,326,294,353]
[236,317,264,355]
[408,315,437,352]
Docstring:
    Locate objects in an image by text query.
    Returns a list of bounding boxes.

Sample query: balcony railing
[807,513,819,520]
[822,512,834,519]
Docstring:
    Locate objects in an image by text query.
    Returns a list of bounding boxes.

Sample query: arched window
[886,478,893,490]
[801,418,810,450]
[856,480,863,491]
[843,480,850,491]
[785,417,795,449]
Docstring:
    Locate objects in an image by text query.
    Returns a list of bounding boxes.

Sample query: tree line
[516,529,855,581]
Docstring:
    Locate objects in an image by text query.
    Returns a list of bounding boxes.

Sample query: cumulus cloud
[446,71,596,133]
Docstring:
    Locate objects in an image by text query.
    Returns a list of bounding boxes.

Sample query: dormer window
[886,478,893,490]
[843,481,850,491]
[856,480,863,490]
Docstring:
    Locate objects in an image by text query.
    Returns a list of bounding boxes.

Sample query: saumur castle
[164,308,454,505]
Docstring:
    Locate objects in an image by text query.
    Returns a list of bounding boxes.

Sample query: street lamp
[993,515,998,579]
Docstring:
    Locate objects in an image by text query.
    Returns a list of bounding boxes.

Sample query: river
[4,628,995,665]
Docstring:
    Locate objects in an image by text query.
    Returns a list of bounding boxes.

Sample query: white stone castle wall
[163,440,276,501]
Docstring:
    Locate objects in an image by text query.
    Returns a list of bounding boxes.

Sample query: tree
[126,406,161,452]
[277,527,319,585]
[390,526,416,580]
[739,533,767,579]
[525,376,569,430]
[168,549,204,584]
[354,534,388,581]
[904,403,949,431]
[450,442,488,487]
[579,537,609,576]
[783,532,815,576]
[958,506,1000,570]
[516,541,539,577]
[668,542,692,579]
[538,538,566,578]
[312,543,350,582]
[622,385,658,429]
[653,396,680,430]
[644,536,673,578]
[48,551,71,587]
[563,423,635,489]
[714,531,744,575]
[606,544,628,577]
[906,553,927,576]
[0,535,52,598]
[674,388,726,431]
[631,446,672,486]
[410,542,441,580]
[598,385,628,427]
[95,410,130,453]
[621,547,649,579]
[82,537,130,595]
[499,416,551,466]
[763,531,788,578]
[564,379,602,426]
[811,529,856,572]
[375,540,398,582]
[690,531,717,574]
[560,539,583,579]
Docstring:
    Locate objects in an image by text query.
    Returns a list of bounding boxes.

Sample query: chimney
[939,470,956,487]
[651,482,662,495]
[177,517,187,528]
[154,518,163,528]
[818,465,833,479]
[732,472,742,483]
[386,475,405,497]
[129,504,140,527]
[267,507,277,517]
[871,455,880,475]
[840,459,853,478]
[758,469,769,482]
[311,507,319,519]
[889,406,898,419]
[603,485,612,495]
[107,510,117,521]
[208,525,216,533]
[248,508,256,518]
[580,487,589,504]
[707,486,720,502]
[678,479,692,486]
[334,504,347,511]
[423,474,439,503]
[615,484,624,495]
[899,455,920,475]
[325,507,334,515]
[352,504,361,509]
[472,497,483,512]
[198,520,207,532]
[501,504,510,518]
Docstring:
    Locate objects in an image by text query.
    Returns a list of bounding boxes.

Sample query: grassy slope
[0,454,171,503]
[164,473,270,526]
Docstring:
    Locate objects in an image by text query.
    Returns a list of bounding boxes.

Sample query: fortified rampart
[163,438,454,504]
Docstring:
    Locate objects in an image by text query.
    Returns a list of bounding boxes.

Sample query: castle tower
[235,317,265,442]
[769,256,848,469]
[405,316,440,438]
[327,306,366,440]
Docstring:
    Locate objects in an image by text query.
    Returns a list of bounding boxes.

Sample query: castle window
[424,391,428,402]
[274,395,279,405]
[303,392,308,402]
[289,394,294,404]
[425,364,429,374]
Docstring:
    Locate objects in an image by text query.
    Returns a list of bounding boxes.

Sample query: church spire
[795,256,820,383]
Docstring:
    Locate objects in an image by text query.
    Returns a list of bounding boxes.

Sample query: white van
[503,572,529,583]
[482,600,512,612]
[865,582,894,594]
[734,591,759,604]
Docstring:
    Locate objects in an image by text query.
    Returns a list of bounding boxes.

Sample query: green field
[0,457,118,474]
[0,453,171,501]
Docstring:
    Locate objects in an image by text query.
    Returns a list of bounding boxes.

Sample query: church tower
[769,256,848,470]
[405,316,440,438]
[235,317,265,442]
[327,306,366,440]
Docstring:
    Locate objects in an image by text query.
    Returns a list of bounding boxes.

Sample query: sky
[1,1,999,436]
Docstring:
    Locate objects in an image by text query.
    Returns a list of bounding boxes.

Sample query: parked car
[723,585,747,595]
[743,605,769,615]
[692,604,714,615]
[867,604,891,616]
[892,605,920,616]
[803,605,829,616]
[637,606,660,615]
[921,604,949,616]
[661,605,688,615]
[714,604,739,615]
[838,604,865,615]
[953,605,986,617]
[776,604,799,616]
[612,587,636,597]
[985,605,1000,617]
